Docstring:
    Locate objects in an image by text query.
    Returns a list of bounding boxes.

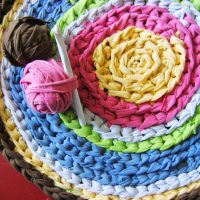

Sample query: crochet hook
[53,25,86,126]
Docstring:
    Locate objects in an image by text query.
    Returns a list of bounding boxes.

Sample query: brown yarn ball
[2,16,55,66]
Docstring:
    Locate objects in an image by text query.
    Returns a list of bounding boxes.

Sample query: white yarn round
[2,0,200,199]
[62,0,200,142]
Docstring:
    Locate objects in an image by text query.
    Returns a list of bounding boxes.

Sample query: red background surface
[0,153,49,200]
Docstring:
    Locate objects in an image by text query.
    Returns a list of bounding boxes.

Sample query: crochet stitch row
[2,0,200,200]
[3,0,200,193]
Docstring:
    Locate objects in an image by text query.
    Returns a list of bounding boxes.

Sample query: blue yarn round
[9,65,200,187]
[8,0,200,187]
[27,0,75,29]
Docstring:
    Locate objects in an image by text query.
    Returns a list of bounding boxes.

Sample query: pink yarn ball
[20,59,78,114]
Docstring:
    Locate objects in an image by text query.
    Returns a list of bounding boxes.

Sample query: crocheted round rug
[2,0,200,199]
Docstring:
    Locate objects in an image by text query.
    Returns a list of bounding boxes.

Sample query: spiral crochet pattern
[93,26,186,104]
[68,5,200,129]
[3,0,200,200]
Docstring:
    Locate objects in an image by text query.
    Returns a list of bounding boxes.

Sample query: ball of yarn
[20,59,78,114]
[3,16,55,66]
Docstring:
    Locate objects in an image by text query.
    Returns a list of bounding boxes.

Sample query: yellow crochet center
[1,2,200,200]
[93,26,186,104]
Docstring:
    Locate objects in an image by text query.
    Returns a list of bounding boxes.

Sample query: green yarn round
[60,106,200,153]
[193,0,200,10]
[50,0,108,38]
[179,0,200,10]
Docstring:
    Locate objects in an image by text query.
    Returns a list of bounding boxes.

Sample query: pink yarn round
[20,59,78,114]
[68,5,200,129]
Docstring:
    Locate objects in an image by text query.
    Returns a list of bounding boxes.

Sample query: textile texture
[2,0,200,200]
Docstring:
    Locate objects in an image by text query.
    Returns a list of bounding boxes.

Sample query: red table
[0,154,49,200]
